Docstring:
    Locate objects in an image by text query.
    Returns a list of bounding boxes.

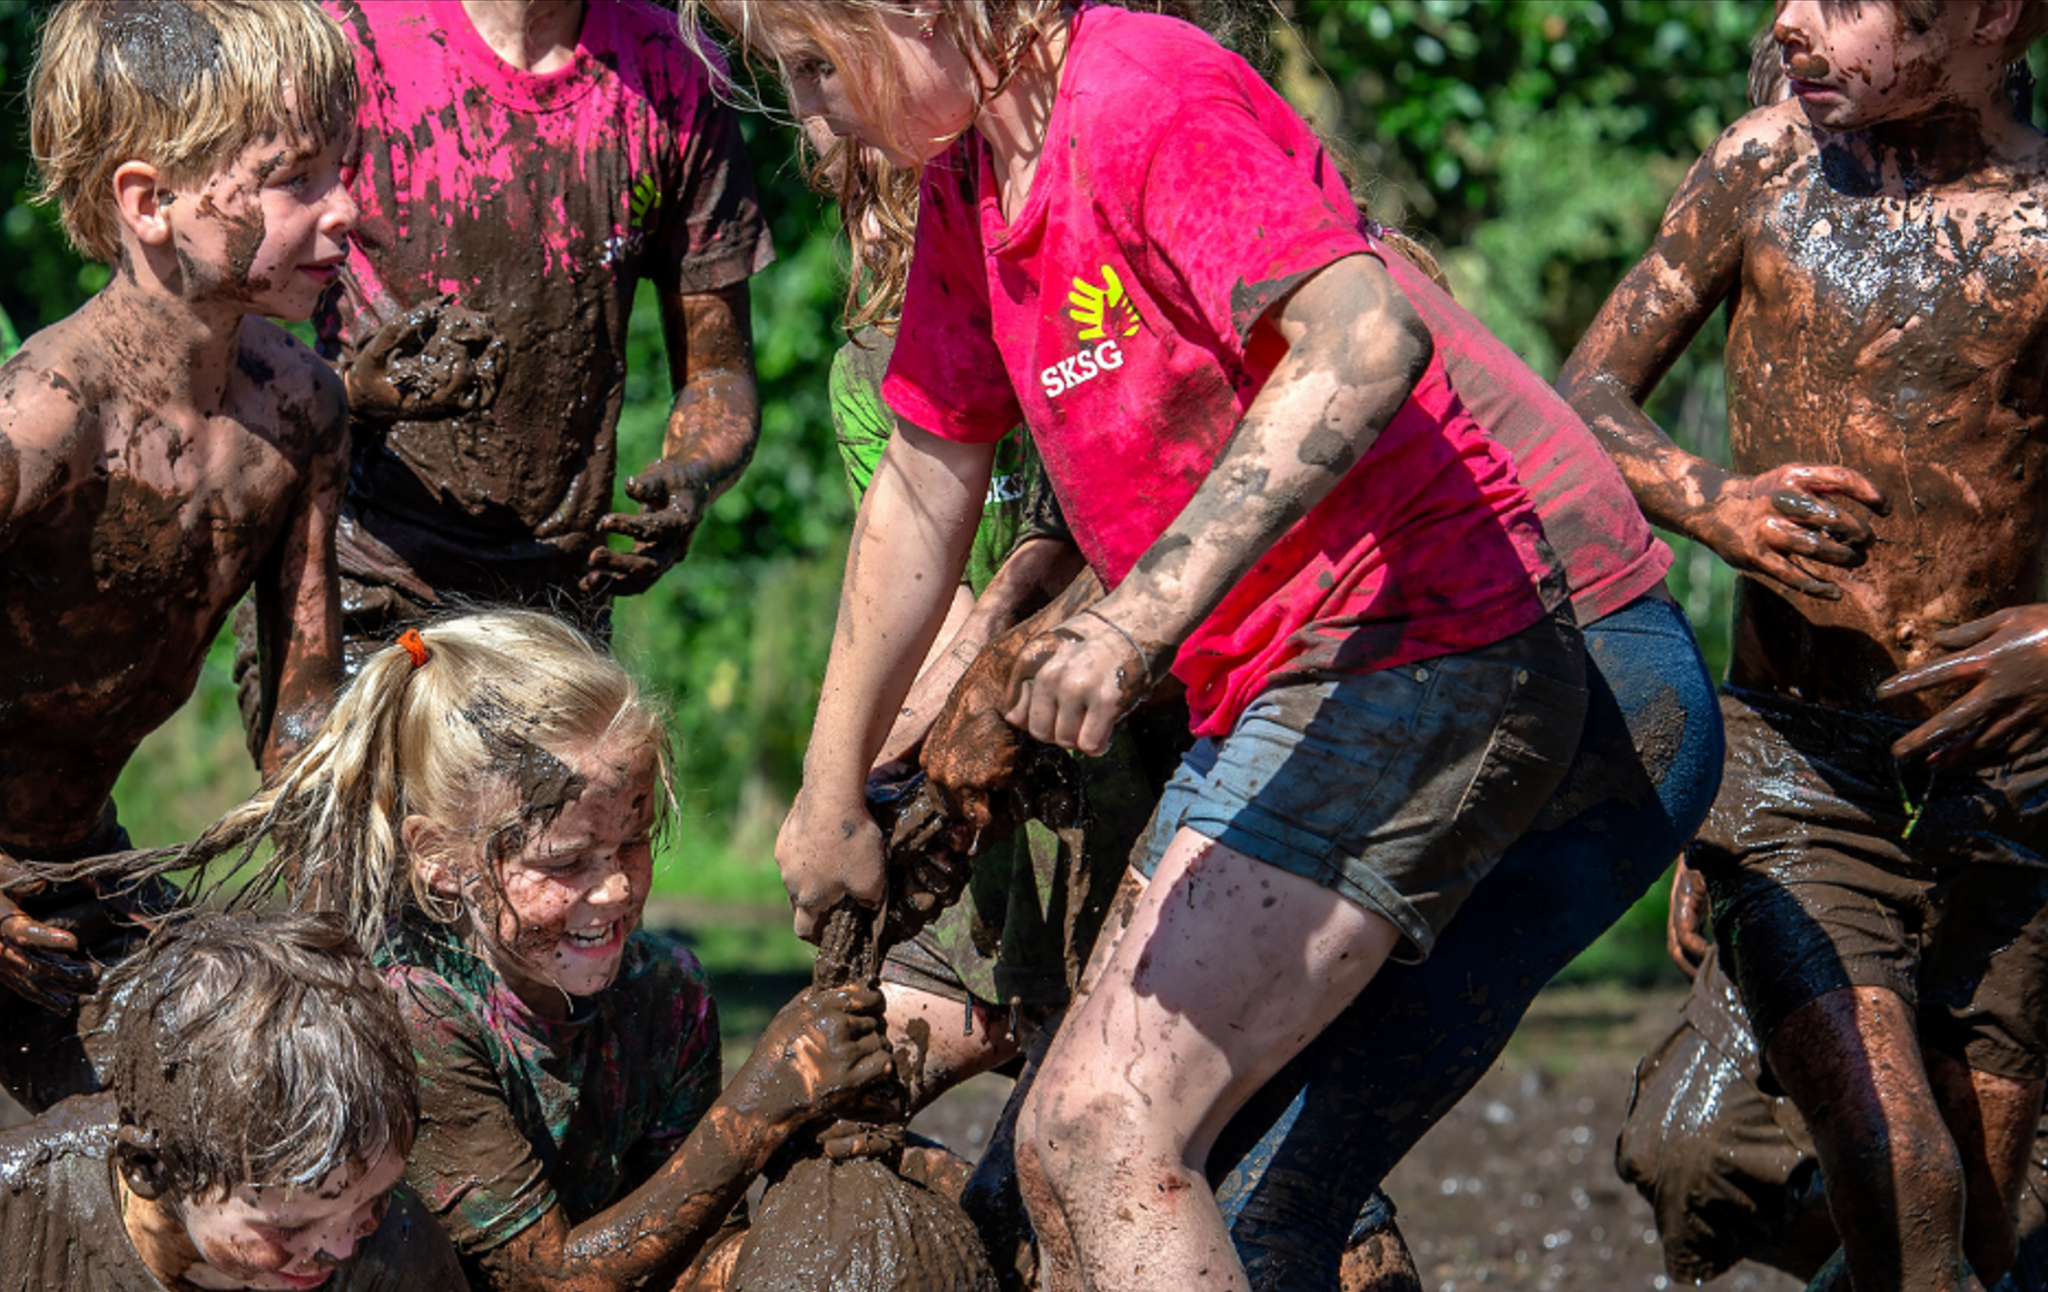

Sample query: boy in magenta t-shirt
[698,3,1594,1287]
[229,0,774,738]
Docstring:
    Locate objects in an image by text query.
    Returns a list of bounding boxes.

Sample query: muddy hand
[1665,856,1709,979]
[1879,605,2048,768]
[924,631,1032,833]
[0,861,96,1013]
[1004,611,1157,758]
[1699,463,1887,600]
[345,299,503,421]
[816,1118,905,1162]
[731,985,894,1130]
[777,788,887,942]
[585,461,708,596]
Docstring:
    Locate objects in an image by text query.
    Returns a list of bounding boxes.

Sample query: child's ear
[402,814,463,897]
[1973,0,2025,49]
[115,1124,169,1201]
[111,161,174,249]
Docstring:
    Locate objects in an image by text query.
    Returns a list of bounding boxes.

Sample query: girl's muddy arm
[257,369,347,778]
[589,282,762,596]
[1005,253,1431,755]
[477,986,894,1292]
[1557,125,1886,599]
[779,424,993,937]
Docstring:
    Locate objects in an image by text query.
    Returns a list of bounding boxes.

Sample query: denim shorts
[1135,610,1586,961]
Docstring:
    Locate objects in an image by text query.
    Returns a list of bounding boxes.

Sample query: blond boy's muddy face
[160,128,357,321]
[139,1150,404,1291]
[483,732,659,1016]
[1771,0,1979,130]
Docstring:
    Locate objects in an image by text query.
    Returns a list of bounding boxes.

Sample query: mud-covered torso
[1720,118,2048,713]
[0,325,331,851]
[322,0,768,600]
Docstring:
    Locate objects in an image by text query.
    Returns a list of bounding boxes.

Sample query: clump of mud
[734,1154,997,1292]
[733,897,1000,1292]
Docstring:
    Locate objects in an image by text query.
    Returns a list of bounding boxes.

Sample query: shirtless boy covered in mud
[1560,2,2048,1288]
[0,0,352,1112]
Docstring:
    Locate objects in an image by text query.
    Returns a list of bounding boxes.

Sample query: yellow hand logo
[1068,265,1142,341]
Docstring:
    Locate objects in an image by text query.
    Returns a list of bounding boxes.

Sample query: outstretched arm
[474,985,894,1292]
[1002,252,1432,756]
[777,423,994,939]
[1557,121,1886,599]
[587,281,761,596]
[256,368,347,778]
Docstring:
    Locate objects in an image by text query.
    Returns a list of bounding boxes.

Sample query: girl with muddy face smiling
[126,610,896,1292]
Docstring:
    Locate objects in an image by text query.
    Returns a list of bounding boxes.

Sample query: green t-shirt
[830,328,1063,595]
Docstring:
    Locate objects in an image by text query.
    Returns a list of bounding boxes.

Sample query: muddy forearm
[659,283,760,506]
[1560,368,1737,546]
[260,390,348,779]
[1098,256,1430,665]
[484,1104,785,1292]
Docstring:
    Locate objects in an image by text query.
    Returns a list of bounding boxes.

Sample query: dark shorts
[1136,610,1586,961]
[1206,592,1725,1291]
[0,810,173,1113]
[881,717,1186,1010]
[1617,945,1830,1284]
[1691,687,2048,1083]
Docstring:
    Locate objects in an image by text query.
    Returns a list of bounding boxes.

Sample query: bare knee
[1017,1079,1151,1205]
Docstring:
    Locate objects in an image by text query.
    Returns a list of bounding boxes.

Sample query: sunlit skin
[118,1149,406,1292]
[743,2,1451,1288]
[401,732,896,1292]
[0,126,352,1012]
[1558,4,2048,1288]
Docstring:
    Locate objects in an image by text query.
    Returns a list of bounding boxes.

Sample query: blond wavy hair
[79,611,675,964]
[29,0,357,264]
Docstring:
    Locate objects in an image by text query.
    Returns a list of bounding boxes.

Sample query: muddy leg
[1766,986,1981,1292]
[1014,832,1398,1292]
[1928,1052,2044,1285]
[884,981,1017,1115]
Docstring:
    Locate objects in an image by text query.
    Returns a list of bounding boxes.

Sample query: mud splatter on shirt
[378,921,722,1255]
[321,0,772,600]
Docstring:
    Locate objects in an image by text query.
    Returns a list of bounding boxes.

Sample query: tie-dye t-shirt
[883,4,1563,739]
[320,0,773,601]
[378,921,722,1255]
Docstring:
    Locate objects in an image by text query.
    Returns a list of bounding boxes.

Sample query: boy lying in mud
[0,911,465,1292]
[144,610,896,1292]
[0,0,351,1111]
[1560,1,2048,1287]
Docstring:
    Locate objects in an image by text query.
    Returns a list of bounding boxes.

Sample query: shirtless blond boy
[1562,2,2048,1288]
[0,0,352,1110]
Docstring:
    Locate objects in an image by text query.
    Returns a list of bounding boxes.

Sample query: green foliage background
[15,0,2034,978]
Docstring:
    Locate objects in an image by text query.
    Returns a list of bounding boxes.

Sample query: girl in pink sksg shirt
[694,4,1587,1288]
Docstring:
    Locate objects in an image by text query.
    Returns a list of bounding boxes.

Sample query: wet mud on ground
[0,979,1797,1292]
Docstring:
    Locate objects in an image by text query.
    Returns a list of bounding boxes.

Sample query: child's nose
[1772,1,1814,49]
[589,866,633,907]
[324,181,360,238]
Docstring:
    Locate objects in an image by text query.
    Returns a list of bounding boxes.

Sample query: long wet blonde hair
[88,610,674,963]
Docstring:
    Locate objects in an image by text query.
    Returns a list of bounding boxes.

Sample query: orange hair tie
[397,628,431,668]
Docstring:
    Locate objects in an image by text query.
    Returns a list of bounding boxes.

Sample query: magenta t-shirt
[322,0,773,599]
[1372,249,1672,626]
[884,4,1562,738]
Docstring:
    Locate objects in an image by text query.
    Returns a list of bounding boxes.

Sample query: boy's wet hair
[28,0,358,264]
[97,912,416,1202]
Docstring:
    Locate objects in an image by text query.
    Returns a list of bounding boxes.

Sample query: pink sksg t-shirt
[884,5,1563,738]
